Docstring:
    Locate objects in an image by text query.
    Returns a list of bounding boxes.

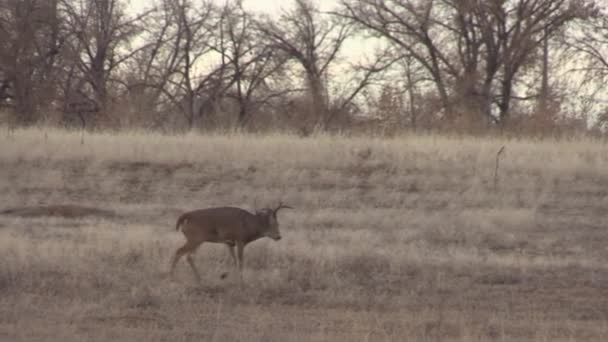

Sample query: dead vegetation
[0,204,116,219]
[1,128,608,341]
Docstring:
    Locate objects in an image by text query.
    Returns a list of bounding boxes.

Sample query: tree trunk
[309,75,328,128]
[539,29,550,112]
[499,75,513,128]
[237,102,248,128]
[405,58,417,131]
[13,69,36,125]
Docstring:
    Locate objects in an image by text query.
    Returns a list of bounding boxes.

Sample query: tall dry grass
[1,127,608,341]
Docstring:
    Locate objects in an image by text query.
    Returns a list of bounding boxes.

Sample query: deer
[170,202,293,282]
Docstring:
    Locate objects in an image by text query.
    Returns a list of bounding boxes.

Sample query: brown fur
[170,204,292,281]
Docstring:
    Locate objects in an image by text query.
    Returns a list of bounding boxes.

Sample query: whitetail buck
[170,202,292,281]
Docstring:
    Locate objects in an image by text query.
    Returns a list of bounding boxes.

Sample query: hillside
[1,128,607,341]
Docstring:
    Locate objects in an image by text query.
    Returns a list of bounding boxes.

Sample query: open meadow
[1,128,608,341]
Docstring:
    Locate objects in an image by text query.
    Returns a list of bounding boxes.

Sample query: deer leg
[220,244,237,280]
[236,241,245,282]
[227,244,237,268]
[186,254,201,282]
[170,241,197,277]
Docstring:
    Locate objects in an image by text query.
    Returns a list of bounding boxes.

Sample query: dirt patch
[80,313,171,329]
[0,204,117,219]
[105,160,194,175]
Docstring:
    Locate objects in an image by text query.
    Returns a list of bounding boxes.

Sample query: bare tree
[120,0,191,128]
[339,1,457,122]
[212,2,290,127]
[401,55,426,131]
[557,5,607,130]
[125,0,289,130]
[60,0,150,127]
[476,0,591,126]
[0,0,601,135]
[339,0,592,129]
[258,0,353,128]
[127,0,233,130]
[0,0,62,125]
[563,6,608,91]
[168,0,218,128]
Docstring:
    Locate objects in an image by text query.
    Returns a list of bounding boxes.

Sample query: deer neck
[244,215,268,243]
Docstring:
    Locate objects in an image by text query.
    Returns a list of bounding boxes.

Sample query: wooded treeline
[1,0,607,135]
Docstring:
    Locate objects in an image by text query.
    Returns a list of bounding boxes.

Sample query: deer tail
[175,213,188,231]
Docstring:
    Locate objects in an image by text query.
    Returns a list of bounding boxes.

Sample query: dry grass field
[1,128,608,341]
